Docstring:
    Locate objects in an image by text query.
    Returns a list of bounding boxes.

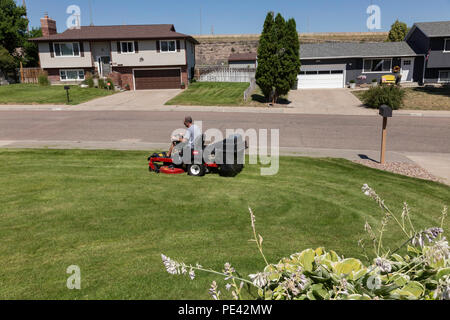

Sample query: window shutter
[156,40,160,53]
[176,40,180,52]
[49,42,54,58]
[80,42,84,57]
[134,41,139,53]
[117,42,121,54]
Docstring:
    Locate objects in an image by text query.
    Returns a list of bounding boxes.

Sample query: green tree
[0,45,15,74]
[273,16,301,102]
[22,27,42,67]
[0,0,28,53]
[256,12,301,104]
[256,12,278,101]
[387,20,409,42]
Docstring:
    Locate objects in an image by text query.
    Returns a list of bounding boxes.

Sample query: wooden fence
[18,67,43,84]
[196,67,256,83]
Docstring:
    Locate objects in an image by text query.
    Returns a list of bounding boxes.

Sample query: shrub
[105,78,115,90]
[98,78,106,89]
[349,80,355,84]
[372,78,378,83]
[162,185,449,300]
[83,76,94,88]
[361,85,405,110]
[37,72,50,86]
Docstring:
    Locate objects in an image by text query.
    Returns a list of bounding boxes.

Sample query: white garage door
[297,70,345,89]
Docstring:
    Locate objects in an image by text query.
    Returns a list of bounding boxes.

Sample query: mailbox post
[379,105,392,164]
[64,86,70,103]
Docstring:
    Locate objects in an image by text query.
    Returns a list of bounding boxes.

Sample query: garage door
[134,69,181,90]
[297,70,344,89]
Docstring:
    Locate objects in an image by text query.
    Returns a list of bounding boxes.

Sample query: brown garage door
[134,69,181,90]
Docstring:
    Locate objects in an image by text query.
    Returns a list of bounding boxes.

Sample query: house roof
[300,41,420,59]
[30,24,199,44]
[411,21,450,38]
[228,52,257,62]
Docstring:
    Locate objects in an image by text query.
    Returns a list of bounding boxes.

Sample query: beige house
[31,15,198,90]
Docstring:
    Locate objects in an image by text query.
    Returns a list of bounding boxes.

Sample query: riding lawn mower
[148,134,247,177]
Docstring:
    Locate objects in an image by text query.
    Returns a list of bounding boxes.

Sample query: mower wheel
[187,164,206,177]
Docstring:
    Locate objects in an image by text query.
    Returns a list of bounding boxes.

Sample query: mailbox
[64,86,71,103]
[379,105,392,118]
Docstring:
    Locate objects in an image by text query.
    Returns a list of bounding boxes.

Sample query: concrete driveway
[73,89,182,110]
[288,89,376,115]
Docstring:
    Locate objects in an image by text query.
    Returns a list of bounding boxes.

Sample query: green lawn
[165,82,249,106]
[353,86,450,111]
[0,149,448,299]
[0,84,115,105]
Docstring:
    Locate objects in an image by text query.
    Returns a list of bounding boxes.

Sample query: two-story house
[30,15,198,90]
[405,21,450,84]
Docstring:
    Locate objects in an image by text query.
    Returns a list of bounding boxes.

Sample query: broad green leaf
[332,258,363,278]
[401,281,425,298]
[436,268,450,281]
[299,249,316,272]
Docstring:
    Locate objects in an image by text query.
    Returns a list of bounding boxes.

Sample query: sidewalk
[1,103,450,117]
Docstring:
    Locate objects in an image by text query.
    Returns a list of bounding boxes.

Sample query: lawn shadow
[411,86,450,97]
[251,93,291,105]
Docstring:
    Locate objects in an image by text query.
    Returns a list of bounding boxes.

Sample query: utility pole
[200,8,202,35]
[89,0,94,26]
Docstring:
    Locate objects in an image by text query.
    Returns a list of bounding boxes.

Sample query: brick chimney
[40,14,57,37]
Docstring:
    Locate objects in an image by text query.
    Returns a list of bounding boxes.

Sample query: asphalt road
[1,110,449,153]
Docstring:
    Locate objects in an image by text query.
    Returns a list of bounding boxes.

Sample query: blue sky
[22,0,450,35]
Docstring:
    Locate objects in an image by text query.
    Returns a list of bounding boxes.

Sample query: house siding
[229,61,257,69]
[300,57,417,84]
[45,67,94,84]
[38,42,93,69]
[111,40,186,67]
[426,37,450,68]
[406,27,430,55]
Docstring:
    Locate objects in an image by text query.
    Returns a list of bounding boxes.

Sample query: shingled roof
[30,24,199,43]
[412,21,450,37]
[300,41,419,59]
[228,53,257,62]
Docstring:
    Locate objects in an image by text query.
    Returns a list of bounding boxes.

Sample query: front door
[97,56,111,77]
[401,58,414,82]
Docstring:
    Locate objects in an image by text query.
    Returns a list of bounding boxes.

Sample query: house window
[60,69,85,81]
[54,42,80,57]
[363,59,392,73]
[438,70,450,83]
[160,40,176,52]
[444,39,450,52]
[120,41,135,54]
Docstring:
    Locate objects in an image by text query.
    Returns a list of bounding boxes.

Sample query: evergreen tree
[274,17,301,102]
[387,20,409,42]
[255,12,278,101]
[256,12,301,104]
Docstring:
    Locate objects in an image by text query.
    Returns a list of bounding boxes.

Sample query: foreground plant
[162,185,449,300]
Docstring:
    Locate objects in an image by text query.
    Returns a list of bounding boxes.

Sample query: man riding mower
[148,134,246,177]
